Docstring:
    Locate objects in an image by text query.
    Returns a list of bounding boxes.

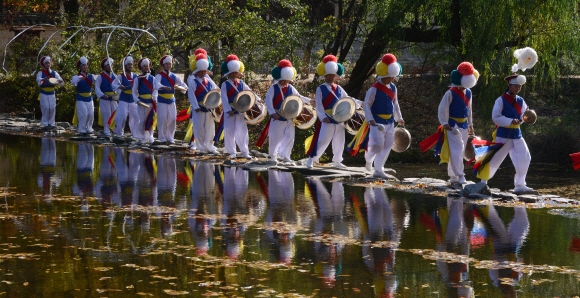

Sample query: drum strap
[372,82,395,100]
[41,69,53,78]
[501,94,522,115]
[450,87,470,107]
[159,71,175,86]
[100,72,114,83]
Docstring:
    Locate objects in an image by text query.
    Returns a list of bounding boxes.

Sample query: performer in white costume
[71,57,95,134]
[95,57,118,136]
[154,55,188,144]
[132,57,158,143]
[36,56,64,128]
[112,56,140,137]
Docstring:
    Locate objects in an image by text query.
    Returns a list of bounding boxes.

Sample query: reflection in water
[37,138,58,198]
[222,167,249,260]
[187,162,219,256]
[487,205,529,297]
[265,170,297,264]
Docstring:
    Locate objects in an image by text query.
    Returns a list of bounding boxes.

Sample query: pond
[0,133,580,297]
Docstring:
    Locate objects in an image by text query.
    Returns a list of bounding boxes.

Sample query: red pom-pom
[226,54,239,62]
[457,62,474,75]
[322,55,337,63]
[278,59,292,68]
[381,53,397,65]
[196,53,207,60]
[194,48,207,55]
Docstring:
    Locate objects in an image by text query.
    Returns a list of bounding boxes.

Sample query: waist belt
[159,93,175,99]
[79,92,92,97]
[377,114,392,120]
[503,123,521,129]
[122,90,132,94]
[139,94,153,99]
[41,87,55,92]
[450,117,467,123]
[104,91,115,96]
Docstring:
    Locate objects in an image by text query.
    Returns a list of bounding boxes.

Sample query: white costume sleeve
[71,75,81,86]
[153,74,163,90]
[492,97,512,127]
[36,71,43,86]
[520,99,528,119]
[111,73,122,91]
[174,74,188,92]
[289,85,311,104]
[392,88,403,122]
[363,87,376,123]
[132,76,139,103]
[265,85,276,115]
[53,71,64,86]
[468,91,473,126]
[438,90,453,126]
[221,81,232,113]
[95,74,105,99]
[187,75,200,108]
[315,85,326,122]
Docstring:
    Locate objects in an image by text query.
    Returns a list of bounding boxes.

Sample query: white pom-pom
[227,60,241,73]
[196,59,209,71]
[324,61,338,75]
[461,74,477,89]
[515,75,526,85]
[511,63,520,73]
[280,67,294,80]
[514,47,538,71]
[387,63,400,77]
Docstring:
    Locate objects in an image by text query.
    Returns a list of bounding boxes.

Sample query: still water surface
[1,133,580,297]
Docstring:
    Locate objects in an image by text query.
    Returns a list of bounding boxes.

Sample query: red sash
[273,85,290,108]
[226,81,239,99]
[194,78,207,97]
[159,71,175,86]
[450,87,469,107]
[41,69,53,78]
[372,82,395,101]
[100,72,114,83]
[78,73,93,87]
[323,84,338,109]
[124,73,134,84]
[501,94,522,115]
[140,76,154,93]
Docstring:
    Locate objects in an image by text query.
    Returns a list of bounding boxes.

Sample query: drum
[294,105,317,130]
[464,134,479,161]
[174,85,187,93]
[278,95,303,120]
[201,89,221,109]
[345,110,365,135]
[244,101,267,125]
[232,90,256,113]
[523,109,537,124]
[392,126,411,153]
[48,78,59,85]
[331,97,356,123]
[211,104,223,122]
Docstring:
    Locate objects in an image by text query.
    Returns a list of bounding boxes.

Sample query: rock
[384,168,397,176]
[511,189,540,195]
[112,136,126,144]
[518,195,542,203]
[467,193,491,200]
[492,192,518,200]
[250,150,269,158]
[462,182,491,196]
[402,178,420,184]
[413,178,447,185]
[56,122,72,129]
[150,145,170,150]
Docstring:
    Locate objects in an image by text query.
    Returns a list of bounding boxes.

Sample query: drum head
[174,85,187,93]
[233,90,256,113]
[294,105,317,130]
[523,109,537,124]
[211,104,223,122]
[279,95,303,119]
[48,78,59,85]
[331,97,356,123]
[464,135,479,161]
[392,127,411,153]
[245,102,267,125]
[345,110,365,135]
[202,89,222,109]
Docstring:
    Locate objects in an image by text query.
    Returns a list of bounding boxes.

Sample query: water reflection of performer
[436,197,474,297]
[308,179,346,288]
[157,155,176,237]
[37,138,57,198]
[95,147,119,206]
[136,152,157,233]
[487,205,529,297]
[265,170,296,264]
[187,162,218,255]
[221,167,249,259]
[116,148,139,206]
[362,187,407,297]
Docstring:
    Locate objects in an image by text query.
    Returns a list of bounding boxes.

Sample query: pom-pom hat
[40,56,51,66]
[316,55,344,77]
[101,57,113,69]
[221,54,245,77]
[138,58,151,70]
[375,53,401,79]
[159,55,173,66]
[271,59,297,81]
[76,56,88,69]
[505,47,538,85]
[450,62,479,89]
[189,48,213,74]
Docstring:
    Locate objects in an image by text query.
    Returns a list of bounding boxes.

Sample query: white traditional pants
[76,100,94,133]
[311,122,345,163]
[100,99,117,136]
[446,127,469,179]
[39,93,56,126]
[115,101,139,137]
[192,110,216,152]
[268,119,294,160]
[365,123,395,172]
[157,102,176,143]
[484,137,531,188]
[224,113,249,155]
[136,104,155,143]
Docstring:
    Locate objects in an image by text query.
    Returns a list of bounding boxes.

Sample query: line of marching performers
[37,47,539,193]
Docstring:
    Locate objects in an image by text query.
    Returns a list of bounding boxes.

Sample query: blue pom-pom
[397,62,403,76]
[207,56,213,72]
[450,70,462,86]
[220,61,229,75]
[271,66,281,80]
[337,63,345,76]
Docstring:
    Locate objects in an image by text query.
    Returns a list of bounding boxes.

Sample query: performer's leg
[204,112,217,152]
[115,102,128,136]
[166,102,177,143]
[279,122,295,160]
[101,100,114,136]
[268,119,284,158]
[86,101,95,133]
[365,125,383,166]
[234,114,249,155]
[446,128,467,179]
[128,103,140,139]
[373,123,395,172]
[330,124,346,163]
[510,138,531,189]
[312,122,334,162]
[76,101,87,133]
[192,111,206,151]
[156,103,168,142]
[484,138,514,181]
[224,113,237,155]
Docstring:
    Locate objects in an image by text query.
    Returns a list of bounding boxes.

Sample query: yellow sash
[79,92,92,97]
[122,90,132,94]
[377,114,392,120]
[104,91,115,96]
[503,123,521,129]
[41,87,55,93]
[140,94,153,99]
[325,108,333,115]
[159,93,174,99]
[450,117,467,123]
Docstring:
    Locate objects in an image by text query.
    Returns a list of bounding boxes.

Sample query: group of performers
[36,47,540,194]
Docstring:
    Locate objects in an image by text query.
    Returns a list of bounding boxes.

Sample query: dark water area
[1,133,580,297]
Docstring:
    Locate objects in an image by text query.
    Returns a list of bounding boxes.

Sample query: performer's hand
[310,99,315,105]
[468,126,474,135]
[228,111,235,117]
[272,114,280,120]
[443,124,451,131]
[369,120,377,126]
[102,95,109,100]
[161,86,171,91]
[398,120,405,127]
[195,108,202,113]
[511,119,521,125]
[323,117,330,123]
